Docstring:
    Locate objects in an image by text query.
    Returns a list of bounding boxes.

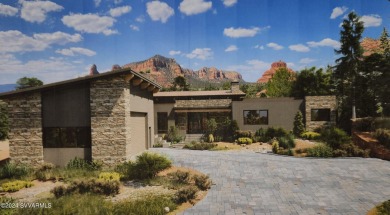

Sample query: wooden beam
[147,85,155,91]
[132,78,143,86]
[141,82,150,89]
[153,88,160,94]
[124,74,134,82]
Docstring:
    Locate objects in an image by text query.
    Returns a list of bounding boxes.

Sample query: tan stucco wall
[232,98,304,132]
[43,148,91,167]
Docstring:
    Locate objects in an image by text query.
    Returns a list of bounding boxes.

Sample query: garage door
[130,112,148,156]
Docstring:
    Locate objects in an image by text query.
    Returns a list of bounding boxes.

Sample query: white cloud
[223,26,269,38]
[114,0,123,4]
[33,31,83,45]
[222,0,237,7]
[307,38,340,49]
[136,15,145,23]
[266,42,283,50]
[186,48,213,60]
[254,45,264,50]
[361,14,382,27]
[56,47,96,56]
[179,0,212,15]
[21,0,63,23]
[94,0,101,7]
[169,50,181,56]
[0,30,82,53]
[225,45,238,52]
[62,13,117,35]
[109,6,131,17]
[130,25,139,31]
[0,3,18,16]
[146,1,174,23]
[299,58,317,64]
[289,44,310,52]
[330,6,348,19]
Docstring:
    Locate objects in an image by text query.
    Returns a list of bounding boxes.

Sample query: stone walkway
[151,148,390,215]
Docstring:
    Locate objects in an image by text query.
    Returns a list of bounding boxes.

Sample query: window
[243,110,268,125]
[311,109,331,121]
[43,127,91,148]
[157,112,168,134]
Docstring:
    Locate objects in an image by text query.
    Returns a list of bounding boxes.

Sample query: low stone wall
[6,92,43,166]
[353,132,390,161]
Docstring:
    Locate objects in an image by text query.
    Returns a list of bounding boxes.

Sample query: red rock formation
[361,37,382,56]
[257,61,294,83]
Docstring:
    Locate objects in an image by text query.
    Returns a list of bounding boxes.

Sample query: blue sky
[0,0,389,84]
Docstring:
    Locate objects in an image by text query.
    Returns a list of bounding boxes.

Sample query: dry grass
[294,139,318,157]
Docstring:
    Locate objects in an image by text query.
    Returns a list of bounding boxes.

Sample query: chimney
[89,64,99,76]
[231,81,240,93]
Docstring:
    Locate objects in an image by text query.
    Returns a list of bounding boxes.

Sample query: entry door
[130,112,148,156]
[187,112,207,134]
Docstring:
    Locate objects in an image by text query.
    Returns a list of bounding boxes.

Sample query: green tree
[266,68,295,97]
[16,77,43,90]
[0,100,8,140]
[380,28,390,57]
[292,67,333,98]
[293,111,305,136]
[240,83,264,98]
[221,82,231,90]
[170,76,189,91]
[334,12,364,130]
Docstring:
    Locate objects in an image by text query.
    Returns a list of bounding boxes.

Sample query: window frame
[243,110,268,125]
[157,112,169,134]
[311,108,331,121]
[43,127,91,148]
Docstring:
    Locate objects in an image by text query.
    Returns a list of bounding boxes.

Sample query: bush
[333,143,370,158]
[376,200,390,215]
[193,174,212,191]
[255,127,290,143]
[167,126,182,143]
[174,185,198,203]
[235,130,253,139]
[306,144,333,158]
[272,141,279,154]
[277,134,295,149]
[205,118,217,135]
[168,170,191,184]
[237,137,253,145]
[0,162,31,179]
[1,180,33,192]
[374,129,390,149]
[51,179,120,197]
[66,157,102,171]
[115,195,177,215]
[319,127,351,149]
[153,143,163,148]
[183,142,217,150]
[98,172,120,182]
[301,131,321,140]
[208,134,214,143]
[277,148,294,156]
[293,111,305,136]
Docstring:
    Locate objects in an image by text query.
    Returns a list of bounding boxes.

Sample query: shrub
[272,141,279,154]
[319,127,351,149]
[235,130,253,139]
[295,148,308,154]
[153,142,163,148]
[168,170,191,184]
[114,195,177,215]
[98,172,120,182]
[0,162,31,179]
[193,174,212,191]
[301,131,321,140]
[205,118,218,135]
[208,134,214,143]
[51,179,120,197]
[174,185,198,203]
[167,126,182,143]
[374,129,390,149]
[333,143,370,158]
[266,127,289,139]
[1,180,33,192]
[66,157,102,170]
[183,142,216,150]
[293,111,305,136]
[277,134,295,149]
[237,137,253,145]
[376,200,390,215]
[277,148,294,156]
[123,152,172,180]
[306,144,333,158]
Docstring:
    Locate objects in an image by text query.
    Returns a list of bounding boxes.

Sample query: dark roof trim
[0,68,161,98]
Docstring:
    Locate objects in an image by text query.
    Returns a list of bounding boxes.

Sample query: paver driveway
[151,148,390,215]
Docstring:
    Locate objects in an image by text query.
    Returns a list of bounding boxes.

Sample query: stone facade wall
[305,96,337,131]
[175,99,231,108]
[6,92,43,166]
[90,75,131,166]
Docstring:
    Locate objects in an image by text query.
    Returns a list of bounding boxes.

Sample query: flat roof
[0,68,161,98]
[154,90,245,97]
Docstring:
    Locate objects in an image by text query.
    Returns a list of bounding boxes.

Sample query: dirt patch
[213,142,272,153]
[0,139,9,162]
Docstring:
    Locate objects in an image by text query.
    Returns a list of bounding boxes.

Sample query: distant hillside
[123,55,244,88]
[0,84,16,93]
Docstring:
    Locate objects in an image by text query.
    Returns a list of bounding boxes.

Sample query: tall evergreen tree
[379,28,390,57]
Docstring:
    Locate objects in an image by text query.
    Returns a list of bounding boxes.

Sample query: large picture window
[43,127,91,148]
[157,112,168,134]
[311,109,331,121]
[243,110,268,125]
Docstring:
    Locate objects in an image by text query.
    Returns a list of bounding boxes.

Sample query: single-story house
[0,68,161,167]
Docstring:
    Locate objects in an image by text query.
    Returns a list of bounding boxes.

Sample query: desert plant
[376,200,390,215]
[98,172,121,182]
[301,131,321,140]
[1,180,33,192]
[114,195,177,215]
[272,141,279,154]
[306,144,333,158]
[0,162,31,179]
[66,157,101,170]
[319,127,351,149]
[131,152,172,180]
[235,130,254,139]
[51,179,120,197]
[333,143,370,158]
[183,142,217,150]
[153,142,163,148]
[205,118,218,135]
[277,134,295,149]
[237,137,253,145]
[168,170,191,184]
[208,134,215,143]
[193,174,212,191]
[293,111,305,136]
[174,185,198,203]
[166,126,182,143]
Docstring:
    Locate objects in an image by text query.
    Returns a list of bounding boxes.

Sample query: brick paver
[151,148,390,215]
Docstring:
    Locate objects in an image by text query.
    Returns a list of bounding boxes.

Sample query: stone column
[305,96,337,131]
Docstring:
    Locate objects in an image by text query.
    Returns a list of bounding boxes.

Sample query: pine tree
[379,28,390,57]
[293,111,305,137]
